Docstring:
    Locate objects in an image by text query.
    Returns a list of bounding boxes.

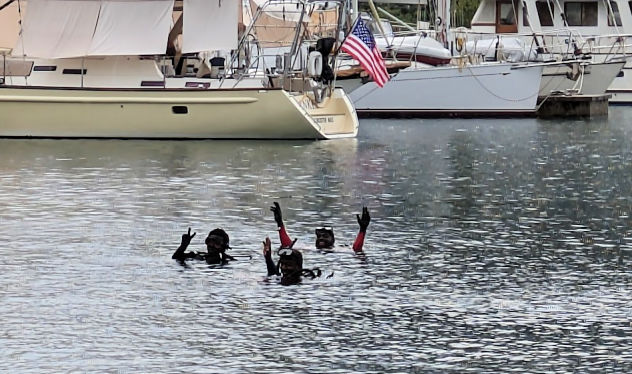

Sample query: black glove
[262,237,272,258]
[181,227,196,247]
[357,207,370,233]
[270,201,284,227]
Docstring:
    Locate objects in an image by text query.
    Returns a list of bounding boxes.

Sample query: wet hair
[279,249,303,271]
[205,228,230,250]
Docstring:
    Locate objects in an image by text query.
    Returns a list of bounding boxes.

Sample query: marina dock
[537,94,612,118]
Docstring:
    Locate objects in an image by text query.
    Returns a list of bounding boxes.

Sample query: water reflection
[1,109,632,372]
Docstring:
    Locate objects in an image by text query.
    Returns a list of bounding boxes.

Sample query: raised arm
[262,237,279,276]
[172,227,196,260]
[271,201,294,248]
[352,207,370,253]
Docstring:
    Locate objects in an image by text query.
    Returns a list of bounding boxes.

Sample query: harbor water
[1,108,632,373]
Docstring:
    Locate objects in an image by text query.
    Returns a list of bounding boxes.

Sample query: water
[1,108,632,373]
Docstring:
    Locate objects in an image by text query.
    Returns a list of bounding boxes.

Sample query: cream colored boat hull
[0,86,357,139]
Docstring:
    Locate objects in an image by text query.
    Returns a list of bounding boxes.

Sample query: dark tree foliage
[358,0,480,28]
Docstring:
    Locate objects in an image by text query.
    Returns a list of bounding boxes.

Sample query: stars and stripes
[341,17,390,87]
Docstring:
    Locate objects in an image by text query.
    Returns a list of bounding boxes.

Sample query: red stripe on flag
[341,35,390,87]
[371,47,390,85]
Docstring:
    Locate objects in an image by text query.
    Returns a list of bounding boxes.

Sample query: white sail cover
[89,0,175,56]
[14,0,101,58]
[13,0,175,58]
[182,0,238,53]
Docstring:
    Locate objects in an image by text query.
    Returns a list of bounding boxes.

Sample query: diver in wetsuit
[172,227,235,264]
[262,237,321,286]
[269,202,371,252]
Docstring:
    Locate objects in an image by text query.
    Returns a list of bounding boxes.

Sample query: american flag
[341,17,390,87]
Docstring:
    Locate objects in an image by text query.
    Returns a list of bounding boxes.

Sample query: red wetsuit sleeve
[279,226,293,248]
[352,231,366,252]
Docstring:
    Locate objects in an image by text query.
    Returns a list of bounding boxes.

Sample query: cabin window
[140,81,165,87]
[536,1,554,26]
[33,66,57,72]
[62,69,87,75]
[564,2,598,26]
[499,2,517,25]
[185,82,210,89]
[496,0,518,33]
[608,1,622,26]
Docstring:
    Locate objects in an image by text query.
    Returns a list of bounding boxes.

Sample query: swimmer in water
[262,237,321,286]
[172,227,235,264]
[269,201,370,252]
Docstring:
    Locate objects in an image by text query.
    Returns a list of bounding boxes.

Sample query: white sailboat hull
[349,63,543,115]
[605,59,632,103]
[540,60,625,97]
[0,86,357,139]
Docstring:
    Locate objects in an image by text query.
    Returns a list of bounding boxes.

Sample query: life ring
[307,51,323,77]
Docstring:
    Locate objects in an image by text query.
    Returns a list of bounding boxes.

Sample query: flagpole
[366,0,396,60]
[333,10,360,55]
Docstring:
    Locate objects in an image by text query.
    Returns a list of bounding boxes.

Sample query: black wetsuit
[172,247,231,264]
[264,250,320,285]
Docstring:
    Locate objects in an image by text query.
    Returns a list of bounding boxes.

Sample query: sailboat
[343,0,544,116]
[467,0,627,101]
[0,0,358,139]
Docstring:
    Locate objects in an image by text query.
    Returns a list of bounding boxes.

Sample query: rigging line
[520,0,544,57]
[545,0,555,29]
[570,63,585,93]
[0,0,16,12]
[16,0,26,85]
[467,65,540,102]
[603,0,622,37]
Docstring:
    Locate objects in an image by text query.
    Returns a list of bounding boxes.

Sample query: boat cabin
[471,0,632,36]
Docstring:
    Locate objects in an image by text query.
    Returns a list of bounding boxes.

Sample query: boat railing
[452,28,628,63]
[225,0,349,101]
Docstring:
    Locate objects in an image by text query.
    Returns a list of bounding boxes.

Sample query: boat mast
[436,0,450,48]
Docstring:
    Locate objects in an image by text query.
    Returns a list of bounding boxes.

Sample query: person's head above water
[205,228,230,252]
[278,247,303,275]
[315,227,335,249]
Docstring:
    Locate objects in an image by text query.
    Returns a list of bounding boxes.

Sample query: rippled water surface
[2,109,632,373]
